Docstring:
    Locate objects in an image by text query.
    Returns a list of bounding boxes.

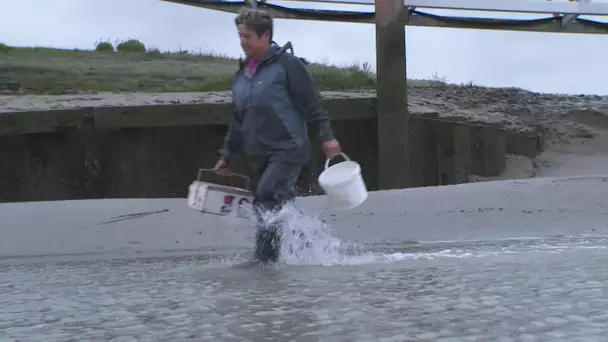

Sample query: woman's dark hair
[234,7,274,40]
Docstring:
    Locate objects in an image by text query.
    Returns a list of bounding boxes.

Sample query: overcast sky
[2,0,608,95]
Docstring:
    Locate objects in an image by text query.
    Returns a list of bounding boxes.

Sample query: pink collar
[248,59,259,76]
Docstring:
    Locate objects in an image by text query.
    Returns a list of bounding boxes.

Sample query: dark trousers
[250,159,302,263]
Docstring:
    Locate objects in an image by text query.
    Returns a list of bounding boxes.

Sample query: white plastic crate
[186,169,253,219]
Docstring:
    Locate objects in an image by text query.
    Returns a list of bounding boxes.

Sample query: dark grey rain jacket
[219,42,334,167]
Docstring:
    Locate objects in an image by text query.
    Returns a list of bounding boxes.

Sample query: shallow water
[4,176,608,340]
[3,230,608,341]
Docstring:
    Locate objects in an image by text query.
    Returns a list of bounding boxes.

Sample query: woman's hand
[323,139,341,158]
[212,159,231,176]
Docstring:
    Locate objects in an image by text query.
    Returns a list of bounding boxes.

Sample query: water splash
[217,202,608,267]
[245,203,399,266]
[230,203,484,267]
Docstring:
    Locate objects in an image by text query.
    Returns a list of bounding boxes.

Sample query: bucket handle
[324,152,351,170]
[197,168,251,190]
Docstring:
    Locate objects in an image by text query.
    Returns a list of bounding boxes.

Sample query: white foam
[263,204,477,266]
[256,204,608,267]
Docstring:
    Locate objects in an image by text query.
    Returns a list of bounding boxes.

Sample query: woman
[213,7,342,263]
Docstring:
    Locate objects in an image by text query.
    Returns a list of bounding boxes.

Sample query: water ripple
[2,234,608,340]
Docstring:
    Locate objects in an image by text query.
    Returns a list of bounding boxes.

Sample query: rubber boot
[254,228,281,264]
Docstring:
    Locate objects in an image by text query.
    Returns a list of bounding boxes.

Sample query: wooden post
[374,0,410,189]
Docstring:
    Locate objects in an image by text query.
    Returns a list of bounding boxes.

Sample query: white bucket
[317,153,368,210]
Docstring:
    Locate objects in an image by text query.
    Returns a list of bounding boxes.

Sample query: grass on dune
[0,39,439,95]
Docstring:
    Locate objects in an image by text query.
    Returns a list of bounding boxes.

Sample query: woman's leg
[252,160,303,263]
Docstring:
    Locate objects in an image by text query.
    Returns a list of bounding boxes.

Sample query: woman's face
[238,24,270,59]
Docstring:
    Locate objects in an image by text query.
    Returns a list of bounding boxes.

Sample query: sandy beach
[3,90,608,342]
[471,120,608,182]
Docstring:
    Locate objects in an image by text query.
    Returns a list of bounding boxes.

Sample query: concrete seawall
[0,92,544,202]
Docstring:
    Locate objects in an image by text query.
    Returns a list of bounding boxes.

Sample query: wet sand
[2,175,608,340]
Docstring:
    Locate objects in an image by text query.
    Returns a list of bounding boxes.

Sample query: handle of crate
[197,168,251,190]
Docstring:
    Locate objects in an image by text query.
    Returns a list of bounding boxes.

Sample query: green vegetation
[95,41,114,52]
[0,43,11,52]
[116,39,146,53]
[0,39,439,95]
